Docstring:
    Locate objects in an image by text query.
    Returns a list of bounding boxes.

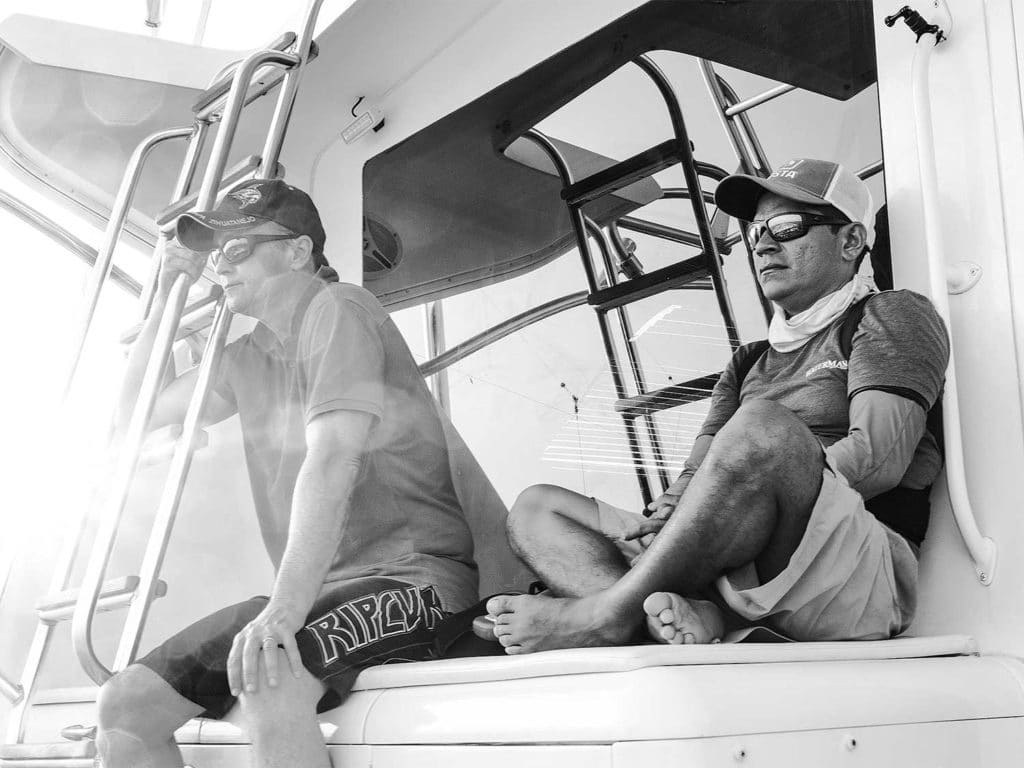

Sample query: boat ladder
[0,3,327,764]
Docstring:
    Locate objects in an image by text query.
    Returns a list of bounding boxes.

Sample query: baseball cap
[715,158,875,246]
[177,178,329,266]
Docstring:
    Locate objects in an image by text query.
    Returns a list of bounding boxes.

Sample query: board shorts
[136,577,456,718]
[596,455,920,641]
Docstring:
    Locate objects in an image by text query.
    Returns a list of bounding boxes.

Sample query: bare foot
[642,592,724,645]
[485,593,635,654]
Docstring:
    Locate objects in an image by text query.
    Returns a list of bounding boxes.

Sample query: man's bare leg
[506,484,630,596]
[239,661,330,768]
[488,400,824,653]
[96,665,204,768]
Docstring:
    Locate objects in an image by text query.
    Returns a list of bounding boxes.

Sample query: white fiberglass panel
[345,657,1024,745]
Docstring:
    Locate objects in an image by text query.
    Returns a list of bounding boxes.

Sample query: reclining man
[96,180,479,768]
[487,158,949,651]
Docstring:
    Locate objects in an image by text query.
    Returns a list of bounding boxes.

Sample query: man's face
[212,221,297,316]
[752,192,853,315]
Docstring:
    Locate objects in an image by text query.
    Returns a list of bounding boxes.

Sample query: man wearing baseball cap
[485,158,949,653]
[97,179,480,768]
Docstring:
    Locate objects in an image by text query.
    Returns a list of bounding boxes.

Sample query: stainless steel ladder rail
[523,128,656,502]
[2,120,213,749]
[73,0,327,684]
[584,216,671,491]
[62,125,198,399]
[698,59,778,178]
[634,56,740,354]
[137,121,211,322]
[521,54,743,503]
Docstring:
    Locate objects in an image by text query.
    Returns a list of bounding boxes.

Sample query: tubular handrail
[62,125,195,399]
[0,188,141,295]
[419,291,589,377]
[72,0,329,682]
[585,217,670,489]
[71,275,192,683]
[6,494,95,743]
[421,302,450,412]
[191,31,298,115]
[724,83,797,117]
[906,16,996,585]
[858,159,884,180]
[522,128,653,502]
[634,55,740,352]
[196,51,300,205]
[113,295,231,669]
[138,121,210,321]
[261,0,327,175]
[71,43,312,684]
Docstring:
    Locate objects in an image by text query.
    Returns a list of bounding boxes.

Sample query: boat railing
[71,0,326,684]
[1,0,329,748]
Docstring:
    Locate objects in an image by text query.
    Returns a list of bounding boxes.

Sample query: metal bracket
[885,3,948,43]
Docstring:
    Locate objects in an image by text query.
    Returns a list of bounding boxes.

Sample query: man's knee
[97,666,177,742]
[712,400,816,474]
[507,484,563,546]
[237,671,323,737]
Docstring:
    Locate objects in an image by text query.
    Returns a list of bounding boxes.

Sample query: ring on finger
[262,636,277,647]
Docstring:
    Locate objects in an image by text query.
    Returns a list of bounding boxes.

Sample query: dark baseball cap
[177,178,328,264]
[715,158,875,246]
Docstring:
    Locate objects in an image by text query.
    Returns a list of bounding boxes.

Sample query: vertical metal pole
[114,295,231,669]
[104,0,331,671]
[525,130,653,505]
[422,302,451,413]
[72,276,192,683]
[699,61,773,177]
[585,218,670,491]
[196,51,299,204]
[698,60,774,322]
[637,55,740,352]
[259,0,326,176]
[139,121,210,321]
[63,126,193,398]
[6,502,92,741]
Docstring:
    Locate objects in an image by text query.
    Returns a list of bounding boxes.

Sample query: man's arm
[646,434,713,519]
[826,390,928,499]
[113,239,235,439]
[227,408,375,694]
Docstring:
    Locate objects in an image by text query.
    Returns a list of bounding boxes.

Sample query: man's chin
[223,292,248,314]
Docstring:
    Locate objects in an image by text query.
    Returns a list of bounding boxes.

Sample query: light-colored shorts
[596,456,919,641]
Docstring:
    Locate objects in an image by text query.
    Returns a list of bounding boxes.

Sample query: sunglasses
[746,212,850,250]
[211,232,298,266]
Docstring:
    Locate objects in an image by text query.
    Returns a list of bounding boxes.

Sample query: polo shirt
[214,277,478,613]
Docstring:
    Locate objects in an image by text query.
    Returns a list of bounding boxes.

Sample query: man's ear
[287,234,315,271]
[840,223,868,264]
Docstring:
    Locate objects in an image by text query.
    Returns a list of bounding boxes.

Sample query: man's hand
[645,469,694,523]
[227,601,305,696]
[155,238,208,299]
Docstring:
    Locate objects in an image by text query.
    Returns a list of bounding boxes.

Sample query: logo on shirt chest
[805,359,848,378]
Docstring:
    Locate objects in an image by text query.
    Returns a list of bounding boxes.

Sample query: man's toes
[486,594,519,617]
[498,633,516,648]
[643,591,674,619]
[646,613,674,645]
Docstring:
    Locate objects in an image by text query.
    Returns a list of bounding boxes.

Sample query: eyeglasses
[746,212,850,250]
[211,233,297,266]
